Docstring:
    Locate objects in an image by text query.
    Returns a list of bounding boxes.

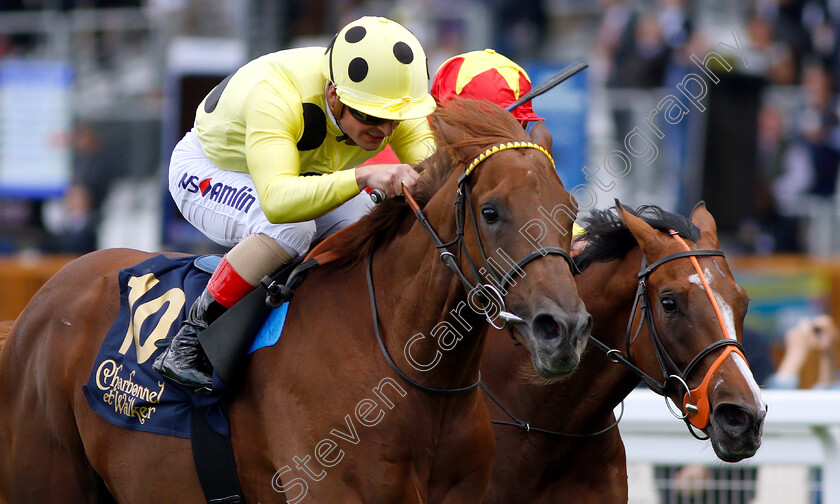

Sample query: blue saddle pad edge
[249,302,289,354]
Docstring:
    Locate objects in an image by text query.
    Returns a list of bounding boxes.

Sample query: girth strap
[191,405,243,504]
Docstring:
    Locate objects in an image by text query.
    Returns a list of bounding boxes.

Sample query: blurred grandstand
[0,1,839,502]
[0,0,836,255]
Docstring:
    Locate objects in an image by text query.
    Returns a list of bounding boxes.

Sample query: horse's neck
[231,200,485,470]
[573,248,647,403]
[371,191,487,391]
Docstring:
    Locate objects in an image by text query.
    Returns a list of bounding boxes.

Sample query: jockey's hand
[355,163,420,198]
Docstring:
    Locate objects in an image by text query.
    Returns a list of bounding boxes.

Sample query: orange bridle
[670,233,747,429]
[588,230,747,436]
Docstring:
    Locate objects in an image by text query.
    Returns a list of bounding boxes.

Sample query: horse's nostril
[728,408,747,425]
[533,314,563,341]
[716,403,753,431]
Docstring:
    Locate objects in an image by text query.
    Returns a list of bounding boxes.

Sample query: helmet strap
[325,33,337,83]
[325,81,349,142]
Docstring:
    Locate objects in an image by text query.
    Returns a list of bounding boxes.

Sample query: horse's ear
[614,200,666,258]
[689,201,720,248]
[529,121,553,155]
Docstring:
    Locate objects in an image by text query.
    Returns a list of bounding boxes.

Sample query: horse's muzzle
[529,310,593,376]
[709,401,766,461]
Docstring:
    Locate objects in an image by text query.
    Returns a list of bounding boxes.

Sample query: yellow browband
[464,141,555,177]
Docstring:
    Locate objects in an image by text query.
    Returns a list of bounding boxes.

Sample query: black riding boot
[153,288,227,388]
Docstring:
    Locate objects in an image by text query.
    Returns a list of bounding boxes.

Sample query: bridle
[367,141,578,395]
[588,230,746,439]
[480,227,746,439]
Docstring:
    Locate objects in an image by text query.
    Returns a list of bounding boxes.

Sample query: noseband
[588,231,745,438]
[367,141,578,395]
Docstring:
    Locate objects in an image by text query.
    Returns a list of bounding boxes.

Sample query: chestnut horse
[0,101,591,503]
[0,321,9,349]
[480,203,766,504]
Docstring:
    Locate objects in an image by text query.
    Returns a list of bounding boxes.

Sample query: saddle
[82,252,315,504]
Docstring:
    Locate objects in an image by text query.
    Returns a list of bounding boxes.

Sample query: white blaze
[688,268,736,339]
[689,268,765,413]
[732,352,764,408]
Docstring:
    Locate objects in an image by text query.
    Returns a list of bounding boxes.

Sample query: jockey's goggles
[348,106,398,126]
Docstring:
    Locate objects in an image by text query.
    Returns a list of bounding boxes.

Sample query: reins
[366,254,481,395]
[365,141,577,396]
[483,228,745,440]
[480,381,625,438]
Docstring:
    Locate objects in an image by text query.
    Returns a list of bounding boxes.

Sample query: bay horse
[480,203,766,504]
[0,100,591,503]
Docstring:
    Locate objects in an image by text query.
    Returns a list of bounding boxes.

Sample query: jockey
[431,48,543,128]
[155,16,437,388]
[361,48,543,166]
[430,48,586,243]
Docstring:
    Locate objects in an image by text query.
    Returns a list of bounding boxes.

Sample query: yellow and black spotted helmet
[323,16,436,121]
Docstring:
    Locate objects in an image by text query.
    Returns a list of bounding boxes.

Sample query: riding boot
[153,257,254,388]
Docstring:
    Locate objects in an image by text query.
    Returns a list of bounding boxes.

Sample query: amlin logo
[179,173,256,212]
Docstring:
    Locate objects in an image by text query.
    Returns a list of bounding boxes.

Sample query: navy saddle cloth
[82,254,289,438]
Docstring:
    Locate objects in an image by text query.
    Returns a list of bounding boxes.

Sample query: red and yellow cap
[431,49,543,122]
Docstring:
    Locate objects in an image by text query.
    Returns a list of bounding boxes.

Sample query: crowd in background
[593,0,840,254]
[0,0,838,256]
[0,2,838,501]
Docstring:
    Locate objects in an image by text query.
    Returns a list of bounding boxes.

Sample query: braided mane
[325,99,530,267]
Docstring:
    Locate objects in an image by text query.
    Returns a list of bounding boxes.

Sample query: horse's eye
[661,296,677,313]
[482,207,500,223]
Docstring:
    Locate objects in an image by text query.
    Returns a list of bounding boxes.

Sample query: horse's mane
[0,320,13,351]
[326,99,531,268]
[574,205,700,272]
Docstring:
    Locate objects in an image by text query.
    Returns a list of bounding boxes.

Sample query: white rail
[619,389,840,503]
